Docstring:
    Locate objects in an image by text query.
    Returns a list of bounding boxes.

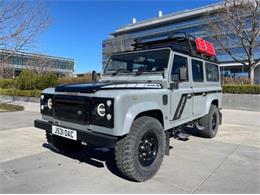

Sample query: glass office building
[0,50,74,77]
[104,2,260,83]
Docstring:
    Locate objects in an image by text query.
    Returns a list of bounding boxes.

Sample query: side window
[171,55,188,82]
[133,63,146,72]
[206,62,219,82]
[192,59,204,82]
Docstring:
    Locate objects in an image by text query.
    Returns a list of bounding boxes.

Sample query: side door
[191,59,207,116]
[169,53,193,122]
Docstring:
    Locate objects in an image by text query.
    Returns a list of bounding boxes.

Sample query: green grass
[0,103,24,112]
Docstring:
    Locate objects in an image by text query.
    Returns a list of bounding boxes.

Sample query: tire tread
[115,116,165,182]
[199,104,219,138]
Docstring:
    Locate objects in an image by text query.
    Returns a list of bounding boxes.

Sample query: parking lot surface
[0,109,260,193]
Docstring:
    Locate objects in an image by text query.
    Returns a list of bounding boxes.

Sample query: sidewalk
[0,99,39,112]
[0,109,259,193]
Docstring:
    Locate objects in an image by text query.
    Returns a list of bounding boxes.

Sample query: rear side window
[192,60,204,82]
[206,63,219,82]
[171,55,188,81]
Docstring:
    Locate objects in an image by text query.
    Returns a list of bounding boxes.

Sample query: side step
[176,132,190,140]
[164,127,191,156]
[173,127,190,141]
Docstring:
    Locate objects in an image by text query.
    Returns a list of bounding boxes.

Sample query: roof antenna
[158,10,163,18]
[132,17,136,24]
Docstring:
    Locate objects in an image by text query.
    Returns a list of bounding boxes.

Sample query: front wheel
[115,116,166,182]
[198,104,220,138]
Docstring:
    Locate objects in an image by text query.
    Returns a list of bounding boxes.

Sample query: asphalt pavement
[0,108,259,193]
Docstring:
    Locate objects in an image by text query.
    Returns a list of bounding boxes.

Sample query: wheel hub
[138,132,158,167]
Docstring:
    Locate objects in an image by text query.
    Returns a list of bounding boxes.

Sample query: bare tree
[104,35,134,58]
[26,54,55,75]
[0,0,51,78]
[205,0,260,84]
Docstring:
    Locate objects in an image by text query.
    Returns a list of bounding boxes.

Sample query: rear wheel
[115,116,166,182]
[46,132,82,154]
[198,104,220,138]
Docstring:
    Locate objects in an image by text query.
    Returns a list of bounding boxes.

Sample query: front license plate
[52,126,77,140]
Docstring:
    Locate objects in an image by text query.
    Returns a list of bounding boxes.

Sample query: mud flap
[219,110,222,125]
[165,131,170,156]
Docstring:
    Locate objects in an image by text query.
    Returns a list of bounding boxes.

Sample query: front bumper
[34,119,118,147]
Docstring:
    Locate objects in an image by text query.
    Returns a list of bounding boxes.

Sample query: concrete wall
[222,94,260,112]
[255,65,260,84]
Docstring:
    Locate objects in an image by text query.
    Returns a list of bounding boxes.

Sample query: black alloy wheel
[138,131,158,167]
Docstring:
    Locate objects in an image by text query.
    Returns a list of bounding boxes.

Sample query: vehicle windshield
[104,49,170,75]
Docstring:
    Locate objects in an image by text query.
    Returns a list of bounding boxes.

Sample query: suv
[35,33,222,182]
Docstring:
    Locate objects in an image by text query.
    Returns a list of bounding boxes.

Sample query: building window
[192,59,204,82]
[206,62,219,82]
[171,55,188,81]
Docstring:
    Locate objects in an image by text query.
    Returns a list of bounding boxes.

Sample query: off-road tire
[198,104,219,138]
[46,132,82,154]
[115,116,166,182]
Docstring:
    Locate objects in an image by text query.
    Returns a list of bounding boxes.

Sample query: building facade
[104,2,260,83]
[0,50,74,77]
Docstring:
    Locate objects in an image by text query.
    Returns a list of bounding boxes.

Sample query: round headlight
[40,95,44,100]
[41,105,45,110]
[47,98,53,109]
[97,103,106,117]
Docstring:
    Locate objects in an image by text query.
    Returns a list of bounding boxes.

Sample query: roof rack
[132,32,218,63]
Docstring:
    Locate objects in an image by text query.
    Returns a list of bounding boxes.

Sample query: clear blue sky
[37,0,222,74]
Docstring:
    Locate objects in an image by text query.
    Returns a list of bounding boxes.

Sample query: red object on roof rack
[195,38,216,57]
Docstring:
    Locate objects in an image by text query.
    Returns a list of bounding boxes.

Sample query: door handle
[187,94,192,99]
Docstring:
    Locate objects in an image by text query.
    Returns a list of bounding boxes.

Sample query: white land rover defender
[35,33,222,182]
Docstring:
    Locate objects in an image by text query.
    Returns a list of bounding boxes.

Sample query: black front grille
[53,95,91,124]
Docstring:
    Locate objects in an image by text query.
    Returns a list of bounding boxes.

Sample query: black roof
[132,32,218,63]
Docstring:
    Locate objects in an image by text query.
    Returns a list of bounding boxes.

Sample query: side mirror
[179,66,188,81]
[92,70,97,82]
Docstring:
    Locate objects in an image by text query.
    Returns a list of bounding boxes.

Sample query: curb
[0,95,40,103]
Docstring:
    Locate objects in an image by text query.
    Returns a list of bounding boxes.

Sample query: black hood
[55,82,162,93]
[55,82,110,93]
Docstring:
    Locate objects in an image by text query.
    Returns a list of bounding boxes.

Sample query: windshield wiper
[135,70,164,76]
[112,69,130,76]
